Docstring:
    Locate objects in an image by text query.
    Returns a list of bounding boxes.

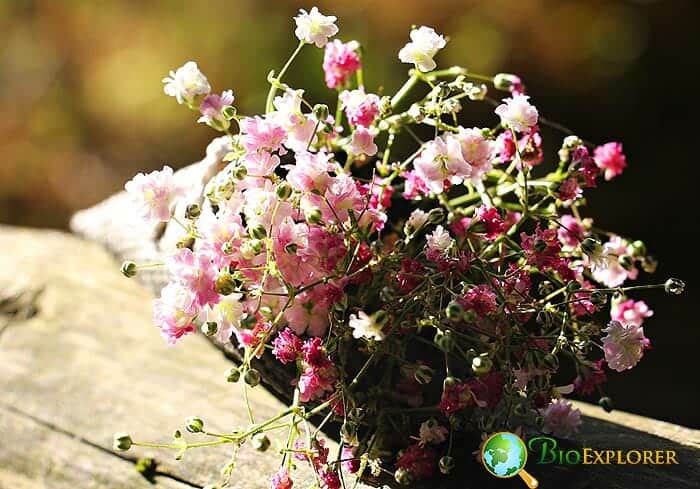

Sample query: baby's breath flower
[294,7,338,48]
[162,61,211,104]
[398,26,447,72]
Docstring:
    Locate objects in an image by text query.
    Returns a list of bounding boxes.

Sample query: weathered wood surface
[1,225,699,489]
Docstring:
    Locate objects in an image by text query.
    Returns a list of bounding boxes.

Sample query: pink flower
[271,467,293,489]
[474,205,505,240]
[574,358,607,396]
[439,381,476,415]
[166,248,219,307]
[540,399,582,438]
[198,90,234,126]
[402,170,430,200]
[414,135,470,193]
[153,282,199,344]
[195,207,246,268]
[455,127,496,180]
[495,94,539,133]
[242,151,280,178]
[611,298,653,327]
[239,116,286,153]
[426,226,453,261]
[285,151,333,193]
[349,127,377,156]
[417,419,448,446]
[298,338,338,402]
[323,40,361,88]
[602,320,650,372]
[590,236,637,288]
[124,165,182,223]
[339,88,380,128]
[272,328,304,364]
[318,468,341,489]
[459,284,498,317]
[341,446,360,473]
[395,443,438,481]
[558,178,582,203]
[594,142,627,181]
[557,214,584,249]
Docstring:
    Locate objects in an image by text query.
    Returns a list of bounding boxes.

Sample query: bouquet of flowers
[113,7,685,488]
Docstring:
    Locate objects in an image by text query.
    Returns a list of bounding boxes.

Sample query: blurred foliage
[0,0,698,427]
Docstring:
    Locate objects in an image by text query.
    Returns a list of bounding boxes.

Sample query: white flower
[539,399,581,439]
[203,294,243,344]
[417,419,448,446]
[405,209,429,234]
[294,7,338,48]
[398,26,447,72]
[162,61,211,104]
[601,320,648,372]
[426,225,453,255]
[349,311,384,341]
[494,93,539,133]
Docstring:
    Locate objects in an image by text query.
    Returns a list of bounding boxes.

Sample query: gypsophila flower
[540,399,582,438]
[349,311,385,341]
[417,419,448,446]
[602,320,650,372]
[153,282,199,344]
[349,127,378,156]
[495,93,539,133]
[594,142,627,181]
[398,26,446,72]
[294,7,338,48]
[339,88,380,128]
[426,226,453,260]
[323,40,361,88]
[162,61,211,104]
[611,298,653,327]
[198,90,234,128]
[124,165,182,223]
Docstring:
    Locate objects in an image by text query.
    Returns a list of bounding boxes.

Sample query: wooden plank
[0,405,194,489]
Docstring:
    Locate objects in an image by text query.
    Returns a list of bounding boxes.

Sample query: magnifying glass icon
[481,432,539,488]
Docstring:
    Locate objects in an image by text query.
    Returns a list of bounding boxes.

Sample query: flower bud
[120,261,137,278]
[226,366,241,383]
[394,467,414,486]
[251,432,270,451]
[215,271,238,295]
[306,208,323,225]
[232,165,248,179]
[312,104,329,121]
[581,237,602,257]
[664,278,685,295]
[471,354,492,375]
[185,417,204,433]
[618,255,634,270]
[240,239,264,259]
[542,353,559,370]
[222,105,237,120]
[445,301,463,321]
[221,241,234,255]
[493,73,520,91]
[341,422,359,446]
[176,236,195,249]
[276,182,293,200]
[443,376,459,389]
[598,396,614,413]
[240,312,257,329]
[434,329,454,352]
[630,240,647,257]
[533,239,547,253]
[590,291,607,306]
[113,433,132,451]
[427,208,445,224]
[642,255,658,273]
[538,281,554,296]
[413,365,434,385]
[185,203,201,219]
[439,455,455,475]
[244,368,261,387]
[201,321,218,336]
[249,224,267,240]
[462,309,477,323]
[566,281,582,292]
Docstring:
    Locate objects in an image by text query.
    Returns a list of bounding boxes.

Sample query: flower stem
[265,40,305,113]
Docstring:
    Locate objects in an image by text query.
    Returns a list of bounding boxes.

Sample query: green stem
[391,72,420,109]
[265,40,305,113]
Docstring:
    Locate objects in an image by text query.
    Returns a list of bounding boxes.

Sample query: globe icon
[481,432,539,488]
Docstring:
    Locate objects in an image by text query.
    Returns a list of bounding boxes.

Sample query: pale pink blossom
[203,294,244,344]
[611,298,653,327]
[272,89,318,152]
[323,40,361,88]
[602,320,649,372]
[294,7,338,48]
[594,142,627,181]
[348,311,384,341]
[402,170,430,199]
[285,151,334,193]
[417,419,448,446]
[426,225,453,260]
[413,135,470,193]
[198,90,234,126]
[271,467,293,489]
[590,236,637,288]
[540,399,582,438]
[495,94,539,133]
[398,26,447,72]
[557,214,585,249]
[339,88,380,128]
[455,127,496,181]
[162,61,210,104]
[124,165,182,223]
[195,206,246,267]
[153,282,199,344]
[166,248,219,306]
[349,127,378,156]
[239,116,286,153]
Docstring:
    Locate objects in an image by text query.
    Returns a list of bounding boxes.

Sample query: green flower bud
[185,203,201,219]
[427,208,445,224]
[222,105,237,120]
[221,241,234,255]
[373,310,389,326]
[434,329,454,352]
[445,301,463,321]
[176,236,195,249]
[232,165,248,179]
[590,291,607,306]
[598,396,614,413]
[630,240,647,257]
[462,309,477,323]
[276,182,293,200]
[618,255,634,270]
[185,417,204,433]
[113,433,132,451]
[413,365,434,385]
[542,353,559,370]
[581,237,602,257]
[251,433,270,452]
[664,278,685,296]
[120,261,137,278]
[443,376,459,389]
[215,271,238,295]
[439,455,455,475]
[306,208,323,225]
[538,281,554,296]
[244,368,261,387]
[249,224,267,240]
[493,73,520,91]
[566,281,582,292]
[201,321,218,336]
[394,467,414,486]
[534,239,547,253]
[226,366,241,383]
[240,312,257,329]
[312,104,329,121]
[471,354,492,375]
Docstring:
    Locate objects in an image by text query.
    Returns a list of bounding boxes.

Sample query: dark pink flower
[594,142,627,181]
[459,284,498,317]
[474,205,506,240]
[270,467,293,489]
[395,443,438,481]
[323,40,361,89]
[272,328,303,364]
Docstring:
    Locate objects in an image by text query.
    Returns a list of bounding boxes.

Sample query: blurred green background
[1,0,697,427]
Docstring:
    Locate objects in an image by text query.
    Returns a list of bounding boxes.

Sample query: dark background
[1,0,697,427]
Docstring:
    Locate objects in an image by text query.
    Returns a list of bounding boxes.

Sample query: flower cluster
[118,7,684,488]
